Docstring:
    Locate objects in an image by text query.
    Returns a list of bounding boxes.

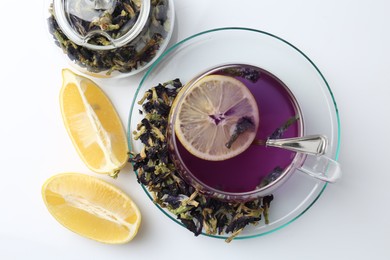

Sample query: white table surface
[1,0,389,259]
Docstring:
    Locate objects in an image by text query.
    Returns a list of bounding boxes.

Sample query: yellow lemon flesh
[42,173,141,244]
[174,75,259,161]
[60,69,128,177]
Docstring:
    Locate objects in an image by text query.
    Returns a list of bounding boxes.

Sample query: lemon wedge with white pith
[42,173,141,244]
[174,75,259,161]
[60,69,128,176]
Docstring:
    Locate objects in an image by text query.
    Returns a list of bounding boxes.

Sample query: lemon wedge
[174,75,259,161]
[42,173,141,244]
[60,69,128,177]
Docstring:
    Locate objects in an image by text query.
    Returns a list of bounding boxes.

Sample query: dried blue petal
[269,115,300,139]
[179,218,203,236]
[220,66,260,83]
[225,216,261,234]
[162,194,188,209]
[258,166,284,188]
[225,116,255,148]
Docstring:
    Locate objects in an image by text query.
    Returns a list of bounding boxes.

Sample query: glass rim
[127,27,341,240]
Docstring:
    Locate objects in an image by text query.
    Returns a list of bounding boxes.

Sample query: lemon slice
[42,173,141,244]
[60,69,128,177]
[174,74,259,161]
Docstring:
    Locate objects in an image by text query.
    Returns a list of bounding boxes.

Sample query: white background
[1,0,389,259]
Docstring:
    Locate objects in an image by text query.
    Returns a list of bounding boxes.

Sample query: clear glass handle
[297,155,341,183]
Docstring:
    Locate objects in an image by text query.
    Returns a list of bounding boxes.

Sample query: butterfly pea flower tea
[167,64,304,201]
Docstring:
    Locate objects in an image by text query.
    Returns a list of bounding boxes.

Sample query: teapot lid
[53,0,150,50]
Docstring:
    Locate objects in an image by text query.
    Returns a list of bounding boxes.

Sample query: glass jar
[47,0,174,78]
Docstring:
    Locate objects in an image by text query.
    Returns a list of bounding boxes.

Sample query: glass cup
[167,64,341,202]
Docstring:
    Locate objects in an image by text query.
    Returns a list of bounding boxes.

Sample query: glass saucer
[127,27,340,240]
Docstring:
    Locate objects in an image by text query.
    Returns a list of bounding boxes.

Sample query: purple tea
[174,64,301,193]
